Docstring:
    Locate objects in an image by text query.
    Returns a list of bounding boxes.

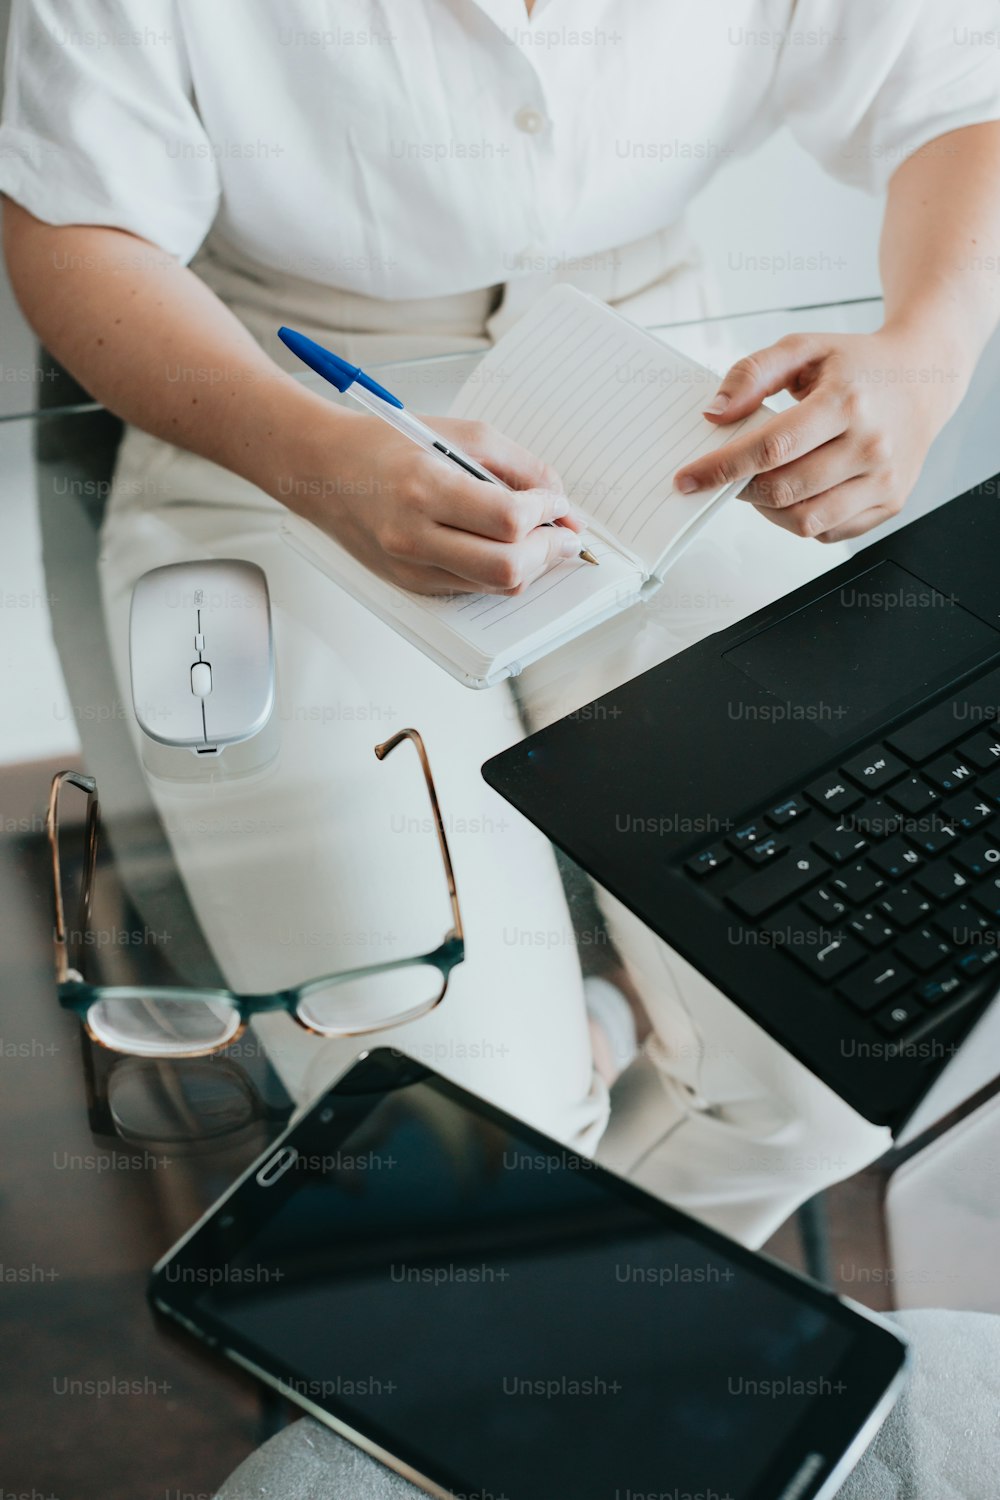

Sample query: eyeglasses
[47,729,465,1058]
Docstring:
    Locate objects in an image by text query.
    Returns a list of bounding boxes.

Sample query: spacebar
[726,851,830,920]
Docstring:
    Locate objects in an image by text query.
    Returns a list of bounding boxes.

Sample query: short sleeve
[0,0,220,261]
[769,0,1000,192]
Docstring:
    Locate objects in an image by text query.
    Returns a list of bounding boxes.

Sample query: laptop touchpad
[723,560,1000,737]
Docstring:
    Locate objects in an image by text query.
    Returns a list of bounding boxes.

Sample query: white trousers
[98,239,892,1247]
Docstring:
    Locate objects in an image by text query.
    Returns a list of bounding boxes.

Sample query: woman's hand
[279,409,579,595]
[673,327,968,543]
[0,209,578,599]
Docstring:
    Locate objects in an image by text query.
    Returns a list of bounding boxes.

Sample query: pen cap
[277,327,403,408]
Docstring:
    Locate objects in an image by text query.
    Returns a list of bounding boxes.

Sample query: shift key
[726,850,830,920]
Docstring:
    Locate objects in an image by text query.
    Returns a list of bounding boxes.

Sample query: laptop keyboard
[683,688,1000,1043]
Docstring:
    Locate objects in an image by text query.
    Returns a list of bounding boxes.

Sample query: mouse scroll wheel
[191,661,213,698]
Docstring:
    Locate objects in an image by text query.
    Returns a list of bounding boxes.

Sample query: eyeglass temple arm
[374,729,464,943]
[48,743,458,978]
[46,770,99,984]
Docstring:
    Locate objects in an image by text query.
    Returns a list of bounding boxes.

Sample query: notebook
[282,285,771,688]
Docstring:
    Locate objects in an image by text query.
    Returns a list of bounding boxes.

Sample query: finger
[512,524,588,586]
[392,563,507,598]
[423,416,565,494]
[751,477,884,541]
[701,333,826,422]
[675,394,848,496]
[428,518,580,591]
[814,503,898,544]
[741,435,865,510]
[430,476,574,543]
[392,556,576,597]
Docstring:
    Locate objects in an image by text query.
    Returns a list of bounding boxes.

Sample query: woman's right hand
[274,407,581,596]
[1,211,576,597]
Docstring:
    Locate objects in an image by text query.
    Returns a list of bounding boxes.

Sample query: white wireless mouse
[129,559,275,754]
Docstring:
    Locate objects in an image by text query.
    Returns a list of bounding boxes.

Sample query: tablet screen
[171,1068,889,1500]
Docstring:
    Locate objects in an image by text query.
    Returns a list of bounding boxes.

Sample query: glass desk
[3,297,1000,1500]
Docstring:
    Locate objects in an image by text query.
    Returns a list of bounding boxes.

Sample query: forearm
[879,121,1000,400]
[1,199,573,594]
[0,199,336,500]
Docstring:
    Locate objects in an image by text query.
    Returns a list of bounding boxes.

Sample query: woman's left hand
[673,328,967,543]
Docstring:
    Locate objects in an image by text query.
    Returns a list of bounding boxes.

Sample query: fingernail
[675,475,699,494]
[559,529,581,556]
[550,492,570,518]
[703,394,730,416]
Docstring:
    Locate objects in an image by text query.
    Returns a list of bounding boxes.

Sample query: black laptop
[484,477,1000,1129]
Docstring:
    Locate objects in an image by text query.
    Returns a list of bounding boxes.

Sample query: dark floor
[0,760,283,1500]
[0,758,892,1500]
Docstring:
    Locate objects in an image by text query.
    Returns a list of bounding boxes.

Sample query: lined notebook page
[417,531,640,668]
[284,286,773,685]
[282,512,642,683]
[450,285,767,573]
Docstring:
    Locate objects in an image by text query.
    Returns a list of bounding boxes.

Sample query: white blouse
[2,0,999,300]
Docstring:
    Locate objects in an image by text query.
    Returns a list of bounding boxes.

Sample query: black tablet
[150,1050,906,1500]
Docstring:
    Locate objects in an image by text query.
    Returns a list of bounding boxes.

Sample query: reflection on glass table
[81,1030,294,1153]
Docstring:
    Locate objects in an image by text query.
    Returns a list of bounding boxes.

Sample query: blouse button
[514,106,548,135]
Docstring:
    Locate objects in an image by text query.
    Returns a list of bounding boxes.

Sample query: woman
[4,0,1000,1247]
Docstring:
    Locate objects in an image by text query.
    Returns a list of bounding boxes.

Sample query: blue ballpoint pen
[277,326,598,566]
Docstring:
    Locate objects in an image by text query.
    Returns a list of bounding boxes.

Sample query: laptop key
[848,910,895,949]
[914,864,969,903]
[840,746,908,792]
[767,795,809,828]
[729,820,768,852]
[725,850,830,920]
[922,753,977,795]
[971,875,1000,921]
[812,825,869,864]
[917,972,964,1007]
[831,862,886,906]
[849,799,900,842]
[685,846,731,878]
[838,957,913,1013]
[801,886,848,923]
[885,776,939,816]
[877,886,933,929]
[886,702,967,764]
[894,926,954,974]
[743,836,788,867]
[786,927,865,982]
[868,835,923,880]
[951,834,1000,880]
[957,730,1000,771]
[804,774,863,817]
[933,898,992,946]
[907,817,960,858]
[940,790,995,832]
[888,675,1000,768]
[976,768,1000,807]
[955,948,1000,981]
[874,997,921,1035]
